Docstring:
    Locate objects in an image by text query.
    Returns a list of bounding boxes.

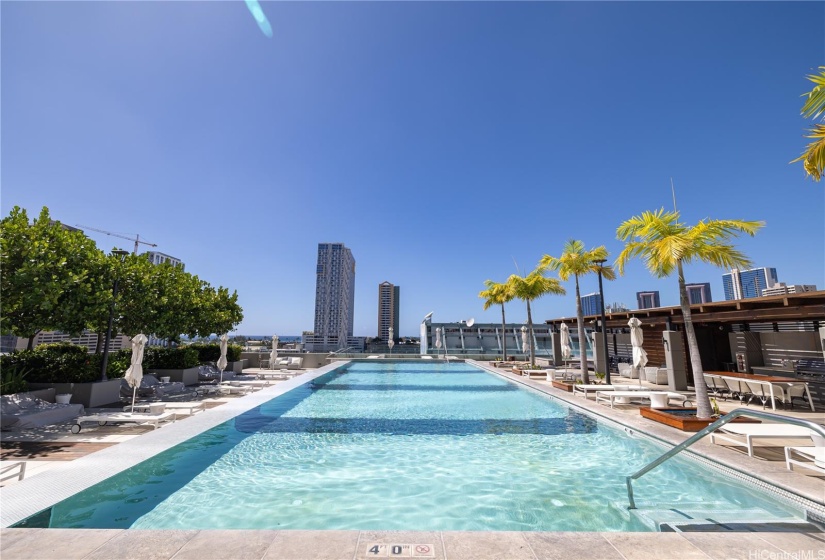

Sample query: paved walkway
[3,527,825,559]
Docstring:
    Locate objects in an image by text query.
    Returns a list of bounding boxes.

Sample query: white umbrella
[560,323,573,363]
[217,334,229,384]
[435,327,442,357]
[521,325,529,356]
[269,335,279,369]
[629,317,648,387]
[123,334,148,414]
[387,327,394,354]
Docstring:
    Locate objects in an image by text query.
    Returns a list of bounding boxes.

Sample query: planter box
[639,407,759,432]
[150,367,199,386]
[28,379,122,408]
[551,381,575,392]
[227,360,247,373]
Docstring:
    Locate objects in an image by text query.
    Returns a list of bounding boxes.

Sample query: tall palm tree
[506,269,565,367]
[478,280,514,361]
[615,209,763,419]
[792,66,825,181]
[540,240,615,384]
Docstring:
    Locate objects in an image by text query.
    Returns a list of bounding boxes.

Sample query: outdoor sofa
[1,389,85,430]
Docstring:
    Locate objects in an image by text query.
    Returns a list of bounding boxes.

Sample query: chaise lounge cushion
[1,392,85,430]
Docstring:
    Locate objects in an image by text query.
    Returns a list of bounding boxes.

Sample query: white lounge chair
[710,423,819,457]
[785,434,825,475]
[71,410,177,433]
[596,390,692,409]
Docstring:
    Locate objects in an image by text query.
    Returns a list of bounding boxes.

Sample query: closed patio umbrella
[269,335,279,369]
[123,334,148,414]
[560,323,573,364]
[388,327,394,355]
[435,327,442,357]
[217,334,229,384]
[629,317,648,387]
[521,325,529,357]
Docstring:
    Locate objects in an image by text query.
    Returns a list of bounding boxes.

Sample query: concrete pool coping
[1,359,823,559]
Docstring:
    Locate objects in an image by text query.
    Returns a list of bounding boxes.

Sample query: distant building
[685,283,712,304]
[605,302,629,313]
[723,267,778,300]
[377,281,400,342]
[761,283,818,297]
[14,331,130,353]
[144,251,185,270]
[580,293,602,316]
[308,243,356,352]
[636,291,661,309]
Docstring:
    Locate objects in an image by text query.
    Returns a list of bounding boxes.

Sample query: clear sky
[3,1,824,337]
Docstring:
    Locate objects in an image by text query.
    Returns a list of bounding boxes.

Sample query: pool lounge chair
[710,423,819,457]
[1,392,85,431]
[785,434,825,475]
[596,390,692,409]
[71,410,176,433]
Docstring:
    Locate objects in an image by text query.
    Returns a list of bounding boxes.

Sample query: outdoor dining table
[705,371,816,412]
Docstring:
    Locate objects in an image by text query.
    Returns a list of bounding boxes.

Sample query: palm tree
[479,280,514,362]
[792,66,825,181]
[615,209,763,419]
[506,269,565,367]
[540,240,616,384]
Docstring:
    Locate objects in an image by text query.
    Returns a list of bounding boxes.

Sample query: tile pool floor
[1,360,823,559]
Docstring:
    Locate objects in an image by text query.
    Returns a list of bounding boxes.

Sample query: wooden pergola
[544,291,825,331]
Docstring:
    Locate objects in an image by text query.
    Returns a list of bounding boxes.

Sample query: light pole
[594,258,611,384]
[100,249,130,381]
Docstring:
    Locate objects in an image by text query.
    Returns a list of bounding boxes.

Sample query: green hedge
[188,343,242,363]
[143,347,199,369]
[0,343,131,384]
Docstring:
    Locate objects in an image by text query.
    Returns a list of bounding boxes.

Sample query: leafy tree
[478,280,514,361]
[616,209,763,419]
[194,285,244,338]
[506,269,565,367]
[792,66,825,181]
[112,254,158,338]
[0,206,102,349]
[540,240,616,384]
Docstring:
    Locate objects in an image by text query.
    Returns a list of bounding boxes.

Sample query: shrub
[188,342,243,363]
[1,364,31,395]
[144,347,199,369]
[189,343,221,363]
[0,345,134,385]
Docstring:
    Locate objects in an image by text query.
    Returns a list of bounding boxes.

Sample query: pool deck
[2,360,824,559]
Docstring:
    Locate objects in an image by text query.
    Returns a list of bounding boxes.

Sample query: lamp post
[100,249,130,381]
[594,258,611,385]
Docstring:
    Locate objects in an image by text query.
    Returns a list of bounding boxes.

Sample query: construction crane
[76,225,157,255]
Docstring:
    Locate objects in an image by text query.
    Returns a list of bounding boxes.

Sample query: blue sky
[3,1,824,337]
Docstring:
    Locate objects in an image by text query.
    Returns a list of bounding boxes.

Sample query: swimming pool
[17,361,805,531]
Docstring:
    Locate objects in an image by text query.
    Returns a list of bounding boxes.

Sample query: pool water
[30,361,801,531]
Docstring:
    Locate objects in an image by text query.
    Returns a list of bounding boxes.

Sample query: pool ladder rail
[626,409,825,510]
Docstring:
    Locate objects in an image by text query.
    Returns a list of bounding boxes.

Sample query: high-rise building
[605,302,629,313]
[685,283,712,304]
[312,243,356,351]
[581,293,602,316]
[761,283,818,297]
[722,267,778,300]
[636,291,661,309]
[377,281,400,342]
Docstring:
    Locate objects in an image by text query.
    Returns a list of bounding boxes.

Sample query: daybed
[1,390,85,430]
[120,375,192,400]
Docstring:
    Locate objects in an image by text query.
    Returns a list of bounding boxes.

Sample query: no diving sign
[365,543,435,557]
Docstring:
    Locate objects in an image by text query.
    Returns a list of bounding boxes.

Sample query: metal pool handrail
[626,408,825,509]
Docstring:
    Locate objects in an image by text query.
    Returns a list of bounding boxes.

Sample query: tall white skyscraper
[312,243,356,350]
